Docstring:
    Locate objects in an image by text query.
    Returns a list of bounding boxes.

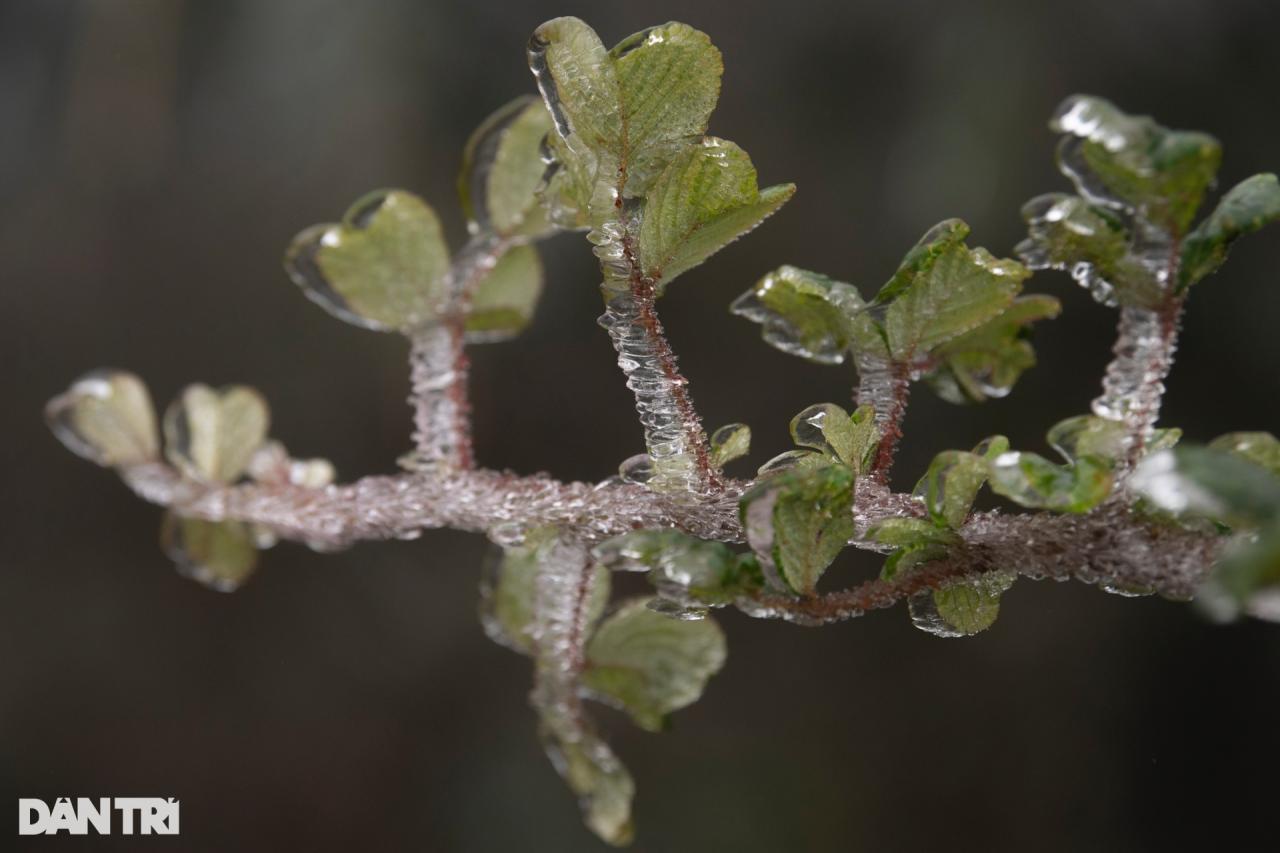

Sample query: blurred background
[3,0,1280,850]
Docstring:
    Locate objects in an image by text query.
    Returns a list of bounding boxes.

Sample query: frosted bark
[855,352,911,481]
[1092,303,1181,471]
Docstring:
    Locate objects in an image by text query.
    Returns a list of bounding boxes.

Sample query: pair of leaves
[734,221,1055,405]
[285,96,555,339]
[1132,442,1280,622]
[757,402,879,478]
[530,18,795,294]
[1017,95,1280,307]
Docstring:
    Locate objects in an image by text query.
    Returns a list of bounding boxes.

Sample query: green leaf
[465,245,544,342]
[1016,193,1162,308]
[46,369,159,468]
[639,138,794,290]
[729,265,870,365]
[529,18,722,207]
[285,190,451,332]
[913,450,989,530]
[592,529,756,606]
[741,463,855,595]
[1209,432,1280,478]
[161,512,259,592]
[1198,522,1280,623]
[1132,447,1280,528]
[924,294,1061,404]
[910,571,1016,637]
[582,597,727,732]
[1045,414,1182,467]
[867,517,953,550]
[987,450,1113,513]
[1051,95,1221,235]
[1179,173,1280,288]
[878,220,1027,360]
[163,384,270,484]
[480,533,611,655]
[458,95,555,238]
[755,449,829,477]
[789,403,878,473]
[540,727,635,845]
[709,423,751,468]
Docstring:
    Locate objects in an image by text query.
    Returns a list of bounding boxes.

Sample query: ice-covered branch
[855,353,912,482]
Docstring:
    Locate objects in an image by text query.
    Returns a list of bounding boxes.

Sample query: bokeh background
[3,1,1280,850]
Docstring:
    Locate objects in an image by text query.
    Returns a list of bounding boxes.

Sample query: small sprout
[163,384,270,485]
[741,463,855,595]
[161,513,259,593]
[708,423,751,468]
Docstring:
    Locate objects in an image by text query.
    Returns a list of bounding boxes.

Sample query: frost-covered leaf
[285,190,450,332]
[46,369,159,468]
[709,423,751,468]
[593,529,756,607]
[867,517,951,549]
[458,95,555,238]
[1179,173,1280,289]
[161,512,258,592]
[913,449,989,530]
[741,463,855,595]
[876,220,1027,360]
[1209,432,1280,478]
[1016,193,1162,308]
[163,384,269,484]
[729,265,871,365]
[1198,523,1280,623]
[247,440,336,488]
[756,449,828,477]
[1051,95,1221,235]
[1046,413,1180,466]
[788,403,878,473]
[1132,447,1280,528]
[925,294,1061,404]
[910,571,1016,637]
[540,726,635,846]
[582,597,727,732]
[480,534,610,655]
[639,139,794,290]
[465,245,543,342]
[529,18,722,207]
[987,451,1113,513]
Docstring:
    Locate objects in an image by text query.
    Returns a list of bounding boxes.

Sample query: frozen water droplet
[618,454,654,485]
[907,591,965,638]
[490,521,530,548]
[645,597,709,621]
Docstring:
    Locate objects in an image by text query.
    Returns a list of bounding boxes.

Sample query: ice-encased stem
[855,352,911,483]
[593,220,718,497]
[1092,301,1182,472]
[404,234,509,472]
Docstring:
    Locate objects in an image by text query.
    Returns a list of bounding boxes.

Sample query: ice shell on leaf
[46,369,159,468]
[161,511,258,592]
[163,383,269,485]
[730,265,866,365]
[708,422,751,468]
[284,189,451,333]
[464,244,544,342]
[987,450,1113,514]
[908,571,1016,638]
[458,96,555,238]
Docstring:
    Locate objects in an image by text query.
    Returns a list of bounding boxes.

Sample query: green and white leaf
[539,726,635,846]
[161,512,259,592]
[1179,173,1280,288]
[987,450,1113,513]
[163,384,269,484]
[583,597,727,732]
[925,294,1061,404]
[1132,447,1280,528]
[465,245,543,342]
[1209,432,1280,478]
[910,571,1016,637]
[913,450,989,530]
[45,369,159,468]
[639,138,794,290]
[1197,522,1280,623]
[741,463,855,594]
[709,423,751,468]
[592,529,755,605]
[458,95,555,237]
[284,190,451,332]
[729,265,872,365]
[789,403,878,473]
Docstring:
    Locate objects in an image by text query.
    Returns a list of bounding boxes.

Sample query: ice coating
[1092,304,1181,469]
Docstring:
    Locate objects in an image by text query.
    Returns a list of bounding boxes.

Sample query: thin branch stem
[855,353,912,483]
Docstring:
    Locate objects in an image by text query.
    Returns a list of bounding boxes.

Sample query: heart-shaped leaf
[285,189,450,332]
[582,597,727,732]
[163,384,270,484]
[46,369,159,468]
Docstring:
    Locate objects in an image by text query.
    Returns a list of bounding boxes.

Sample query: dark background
[3,1,1280,850]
